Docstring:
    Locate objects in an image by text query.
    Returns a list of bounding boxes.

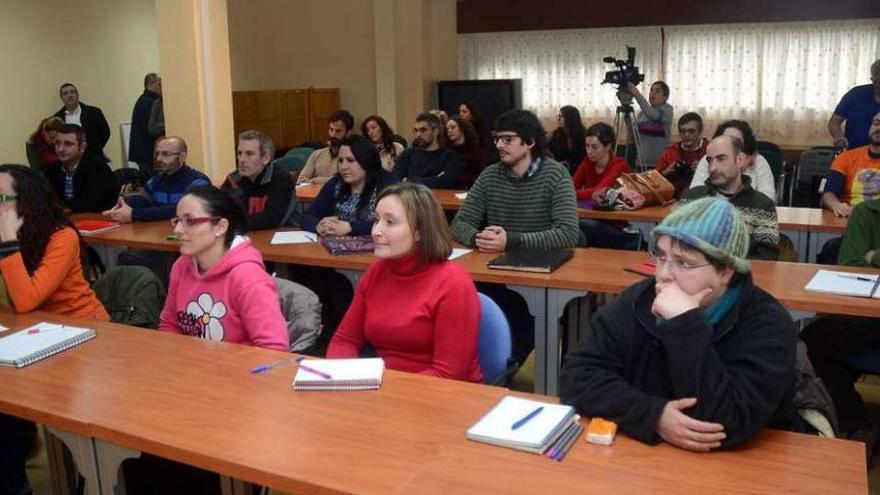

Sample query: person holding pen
[326,182,483,382]
[301,135,397,236]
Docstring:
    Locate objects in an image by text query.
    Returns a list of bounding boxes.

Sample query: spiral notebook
[293,358,385,391]
[466,396,577,454]
[0,323,96,368]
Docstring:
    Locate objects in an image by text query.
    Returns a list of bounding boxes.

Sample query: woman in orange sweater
[0,164,108,319]
[0,164,108,495]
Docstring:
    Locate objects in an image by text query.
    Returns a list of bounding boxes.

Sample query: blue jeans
[579,219,640,250]
[0,413,31,495]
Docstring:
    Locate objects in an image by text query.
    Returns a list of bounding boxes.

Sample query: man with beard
[53,83,111,162]
[299,110,355,184]
[822,111,880,218]
[44,124,117,213]
[450,109,578,365]
[103,136,209,222]
[680,135,779,261]
[392,112,462,189]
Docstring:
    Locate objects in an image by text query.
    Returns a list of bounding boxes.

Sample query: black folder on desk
[487,249,574,274]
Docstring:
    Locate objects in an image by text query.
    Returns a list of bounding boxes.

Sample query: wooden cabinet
[232,88,340,150]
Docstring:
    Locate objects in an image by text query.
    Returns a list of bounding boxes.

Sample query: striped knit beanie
[652,197,750,273]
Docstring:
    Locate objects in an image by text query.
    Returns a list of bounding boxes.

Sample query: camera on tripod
[601,46,645,88]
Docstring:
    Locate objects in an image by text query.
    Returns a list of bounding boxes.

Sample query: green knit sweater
[450,158,579,250]
[839,198,880,267]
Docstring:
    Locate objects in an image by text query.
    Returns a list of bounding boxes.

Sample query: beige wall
[227,0,458,137]
[0,0,159,167]
[227,0,378,128]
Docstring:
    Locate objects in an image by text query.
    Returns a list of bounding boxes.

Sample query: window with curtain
[458,26,663,131]
[459,19,880,146]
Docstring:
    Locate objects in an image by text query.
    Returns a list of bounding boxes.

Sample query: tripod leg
[624,113,645,171]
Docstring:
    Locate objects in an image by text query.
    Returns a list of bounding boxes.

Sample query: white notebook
[271,231,317,245]
[0,323,96,368]
[293,358,385,391]
[466,396,577,454]
[804,269,880,298]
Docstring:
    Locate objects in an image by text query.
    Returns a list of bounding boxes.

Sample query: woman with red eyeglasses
[158,185,288,351]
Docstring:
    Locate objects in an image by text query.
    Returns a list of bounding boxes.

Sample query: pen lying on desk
[251,356,305,374]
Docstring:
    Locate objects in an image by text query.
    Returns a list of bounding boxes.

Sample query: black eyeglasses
[492,134,520,145]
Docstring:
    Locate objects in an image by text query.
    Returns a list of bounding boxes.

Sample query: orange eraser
[586,417,618,445]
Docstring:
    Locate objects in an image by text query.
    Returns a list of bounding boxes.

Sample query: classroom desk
[80,220,880,394]
[0,311,867,495]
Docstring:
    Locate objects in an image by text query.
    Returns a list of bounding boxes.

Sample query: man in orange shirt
[822,111,880,217]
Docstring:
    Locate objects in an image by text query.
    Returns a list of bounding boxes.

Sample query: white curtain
[458,19,880,145]
[458,27,663,130]
[664,19,880,144]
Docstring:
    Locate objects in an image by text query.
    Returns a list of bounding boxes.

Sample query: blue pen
[251,356,305,374]
[511,406,544,430]
[553,423,584,462]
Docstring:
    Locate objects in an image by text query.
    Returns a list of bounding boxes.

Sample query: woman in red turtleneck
[326,182,483,383]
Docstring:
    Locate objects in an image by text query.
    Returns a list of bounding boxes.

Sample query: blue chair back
[478,293,512,385]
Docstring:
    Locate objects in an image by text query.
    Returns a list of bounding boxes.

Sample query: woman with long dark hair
[25,116,63,175]
[361,115,404,172]
[301,135,398,236]
[0,164,108,495]
[445,116,488,188]
[458,100,491,150]
[548,105,587,173]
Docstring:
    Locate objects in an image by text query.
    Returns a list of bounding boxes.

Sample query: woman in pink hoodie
[159,185,289,351]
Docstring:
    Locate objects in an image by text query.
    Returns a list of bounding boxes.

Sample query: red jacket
[571,155,629,200]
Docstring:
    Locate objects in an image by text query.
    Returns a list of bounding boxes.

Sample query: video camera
[601,46,645,88]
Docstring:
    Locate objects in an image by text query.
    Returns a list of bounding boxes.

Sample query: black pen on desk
[511,405,544,430]
[839,274,874,282]
[251,356,304,374]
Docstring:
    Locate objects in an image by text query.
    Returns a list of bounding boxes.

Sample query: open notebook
[293,358,385,391]
[0,323,96,368]
[467,396,577,454]
[804,269,880,298]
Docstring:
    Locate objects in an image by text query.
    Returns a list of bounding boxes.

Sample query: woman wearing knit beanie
[560,197,798,452]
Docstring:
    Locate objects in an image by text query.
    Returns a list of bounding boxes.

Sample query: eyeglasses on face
[648,248,712,273]
[0,194,17,203]
[170,216,220,228]
[492,134,520,145]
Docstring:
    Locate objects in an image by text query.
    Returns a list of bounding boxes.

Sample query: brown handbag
[615,169,675,207]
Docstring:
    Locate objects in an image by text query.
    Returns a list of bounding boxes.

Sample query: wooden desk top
[77,220,880,318]
[0,311,867,494]
[810,208,849,235]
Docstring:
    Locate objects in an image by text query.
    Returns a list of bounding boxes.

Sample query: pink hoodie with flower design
[159,236,290,351]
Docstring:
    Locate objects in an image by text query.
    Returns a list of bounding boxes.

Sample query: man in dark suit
[128,73,162,180]
[44,124,117,213]
[54,83,111,162]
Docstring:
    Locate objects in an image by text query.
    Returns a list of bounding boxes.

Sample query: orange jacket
[0,227,109,320]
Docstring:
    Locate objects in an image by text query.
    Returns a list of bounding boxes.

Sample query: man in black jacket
[222,130,296,230]
[128,73,162,180]
[560,197,796,452]
[54,83,111,162]
[44,124,117,213]
[392,112,461,188]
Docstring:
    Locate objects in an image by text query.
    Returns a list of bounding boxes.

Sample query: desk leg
[93,439,140,495]
[505,285,547,394]
[337,269,361,289]
[809,232,838,263]
[782,230,808,263]
[546,289,588,396]
[631,221,655,247]
[45,426,100,495]
[219,476,251,495]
